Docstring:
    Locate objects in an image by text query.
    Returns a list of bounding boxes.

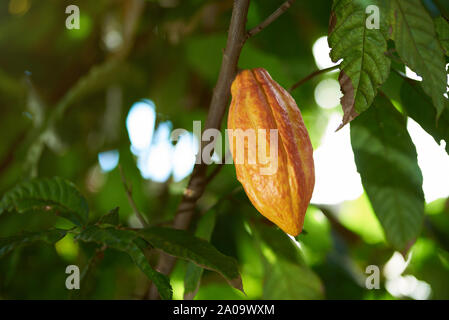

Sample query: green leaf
[390,0,447,117]
[434,0,449,18]
[97,207,120,226]
[0,229,67,259]
[76,225,172,300]
[139,226,243,292]
[435,16,449,55]
[0,177,89,226]
[400,78,449,155]
[328,0,391,127]
[263,258,324,299]
[184,210,217,300]
[350,94,425,250]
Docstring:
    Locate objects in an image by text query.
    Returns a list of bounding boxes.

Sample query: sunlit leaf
[263,258,324,299]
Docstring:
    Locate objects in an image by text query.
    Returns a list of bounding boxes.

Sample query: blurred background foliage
[0,0,448,300]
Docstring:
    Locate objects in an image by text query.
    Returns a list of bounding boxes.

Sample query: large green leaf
[263,258,324,299]
[0,229,67,259]
[400,78,449,155]
[184,210,217,300]
[0,177,89,226]
[328,0,391,127]
[139,226,243,292]
[76,225,172,300]
[350,94,425,250]
[390,0,447,117]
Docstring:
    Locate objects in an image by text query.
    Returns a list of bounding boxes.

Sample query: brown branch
[289,64,340,92]
[246,0,296,39]
[119,165,148,227]
[147,0,251,299]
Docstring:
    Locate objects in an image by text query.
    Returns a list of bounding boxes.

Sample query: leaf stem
[289,64,340,92]
[246,0,296,39]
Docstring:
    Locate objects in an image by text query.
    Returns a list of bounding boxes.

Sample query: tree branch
[246,0,296,39]
[289,64,340,92]
[147,0,251,299]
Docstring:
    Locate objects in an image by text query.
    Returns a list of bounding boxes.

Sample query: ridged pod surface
[227,68,315,236]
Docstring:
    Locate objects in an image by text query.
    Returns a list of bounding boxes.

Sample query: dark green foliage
[0,229,67,258]
[139,226,243,293]
[0,177,88,226]
[1,0,448,300]
[76,225,173,300]
[400,79,449,155]
[351,95,425,250]
[183,210,217,299]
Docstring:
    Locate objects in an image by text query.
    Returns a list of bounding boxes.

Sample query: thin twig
[289,64,340,92]
[246,0,296,39]
[119,165,148,227]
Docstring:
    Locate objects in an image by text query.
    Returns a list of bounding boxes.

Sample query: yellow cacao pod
[227,68,315,236]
